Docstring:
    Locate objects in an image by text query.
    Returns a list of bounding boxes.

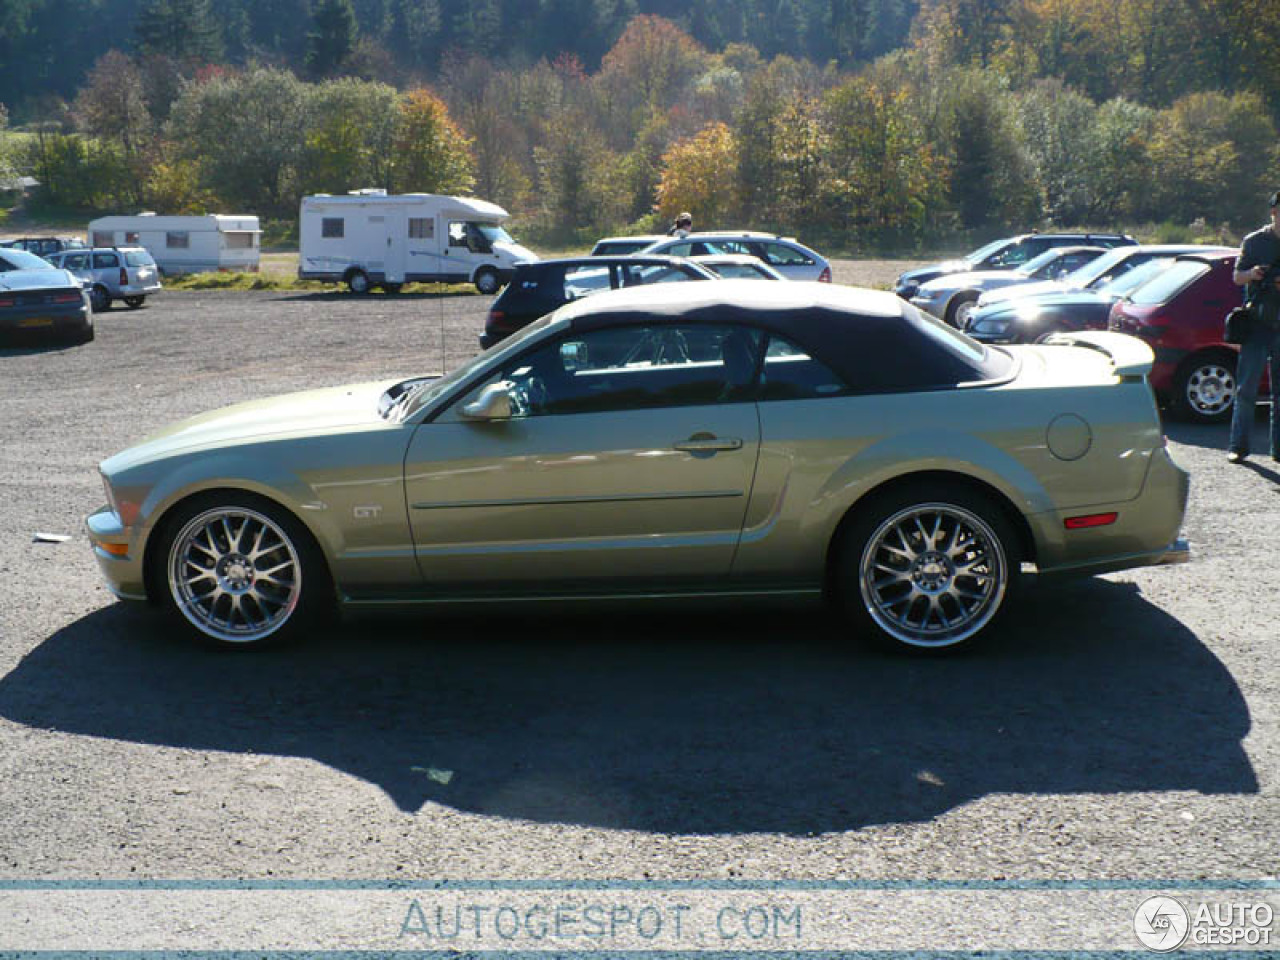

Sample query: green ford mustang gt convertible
[87,281,1190,653]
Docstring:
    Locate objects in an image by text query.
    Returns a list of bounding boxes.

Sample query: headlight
[101,472,120,516]
[914,287,940,301]
[970,317,1011,336]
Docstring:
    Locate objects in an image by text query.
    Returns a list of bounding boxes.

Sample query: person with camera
[1227,190,1280,463]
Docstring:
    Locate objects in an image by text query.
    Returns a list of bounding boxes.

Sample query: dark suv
[2,237,87,258]
[894,232,1138,300]
[480,256,716,348]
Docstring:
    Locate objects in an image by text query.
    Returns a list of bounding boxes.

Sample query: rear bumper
[1029,446,1191,578]
[0,303,91,337]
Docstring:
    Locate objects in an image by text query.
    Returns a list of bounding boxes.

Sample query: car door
[402,322,764,590]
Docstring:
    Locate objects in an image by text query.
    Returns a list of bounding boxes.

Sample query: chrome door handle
[674,435,743,452]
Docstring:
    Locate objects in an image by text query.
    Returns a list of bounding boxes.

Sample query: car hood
[897,260,970,286]
[978,279,1073,306]
[977,289,1109,319]
[0,268,78,290]
[495,240,538,263]
[102,379,401,473]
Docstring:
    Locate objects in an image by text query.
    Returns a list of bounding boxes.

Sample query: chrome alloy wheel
[1184,362,1236,418]
[859,502,1007,648]
[167,506,302,644]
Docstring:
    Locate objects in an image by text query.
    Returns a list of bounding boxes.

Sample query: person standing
[1227,190,1280,463]
[668,211,692,237]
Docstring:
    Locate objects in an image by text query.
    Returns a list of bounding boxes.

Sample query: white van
[87,214,261,275]
[298,190,536,294]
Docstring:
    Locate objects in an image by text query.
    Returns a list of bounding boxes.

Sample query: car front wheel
[158,494,330,647]
[946,293,979,329]
[838,484,1018,653]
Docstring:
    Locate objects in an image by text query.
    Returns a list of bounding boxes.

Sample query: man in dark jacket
[1227,190,1280,463]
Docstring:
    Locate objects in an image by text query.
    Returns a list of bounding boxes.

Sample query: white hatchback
[638,232,831,282]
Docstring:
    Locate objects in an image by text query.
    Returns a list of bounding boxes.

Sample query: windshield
[0,249,55,271]
[1061,246,1132,289]
[964,237,1014,265]
[395,315,555,419]
[125,250,155,267]
[1097,258,1175,297]
[1127,260,1209,306]
[1016,248,1072,276]
[476,223,514,246]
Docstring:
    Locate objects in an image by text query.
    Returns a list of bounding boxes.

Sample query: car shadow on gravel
[273,290,477,303]
[0,579,1255,835]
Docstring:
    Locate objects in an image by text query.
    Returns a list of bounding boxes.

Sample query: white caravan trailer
[298,190,536,294]
[87,214,261,274]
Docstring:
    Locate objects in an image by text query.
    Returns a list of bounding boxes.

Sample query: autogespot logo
[1134,895,1191,952]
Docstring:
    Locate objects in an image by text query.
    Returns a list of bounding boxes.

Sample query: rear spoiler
[1040,330,1153,378]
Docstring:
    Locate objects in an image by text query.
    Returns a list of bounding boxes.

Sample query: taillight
[817,266,832,283]
[119,267,128,284]
[49,291,82,304]
[1064,512,1119,529]
[0,297,14,308]
[487,310,503,330]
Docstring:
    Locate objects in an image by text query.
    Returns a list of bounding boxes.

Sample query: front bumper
[86,505,149,601]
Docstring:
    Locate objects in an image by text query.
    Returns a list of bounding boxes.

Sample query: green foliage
[306,0,359,79]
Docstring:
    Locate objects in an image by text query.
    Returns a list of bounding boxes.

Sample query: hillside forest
[1,0,1277,249]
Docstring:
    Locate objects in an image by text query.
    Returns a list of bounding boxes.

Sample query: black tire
[123,295,145,309]
[71,319,94,344]
[945,292,979,329]
[835,482,1020,654]
[152,492,333,648]
[474,268,500,295]
[346,270,371,295]
[1170,353,1236,424]
[382,282,403,295]
[90,286,110,312]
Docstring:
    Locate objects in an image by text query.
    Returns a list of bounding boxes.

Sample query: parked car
[910,245,1107,328]
[2,236,87,258]
[638,232,832,282]
[966,246,1237,344]
[689,254,786,280]
[894,232,1139,300]
[88,280,1189,654]
[972,244,1236,314]
[480,255,716,348]
[47,246,163,312]
[0,247,93,344]
[589,235,666,256]
[1107,251,1244,424]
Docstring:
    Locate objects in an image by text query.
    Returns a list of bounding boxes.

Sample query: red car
[1108,251,1258,423]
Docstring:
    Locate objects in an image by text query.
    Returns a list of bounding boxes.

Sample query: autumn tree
[391,88,475,195]
[655,121,739,228]
[299,78,398,194]
[74,52,152,163]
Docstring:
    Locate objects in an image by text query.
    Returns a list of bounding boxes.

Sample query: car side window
[93,253,119,269]
[663,242,693,257]
[455,324,765,419]
[755,242,812,266]
[64,253,89,270]
[618,263,699,286]
[758,334,850,401]
[561,264,611,299]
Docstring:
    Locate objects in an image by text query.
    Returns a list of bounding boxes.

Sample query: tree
[135,0,223,65]
[1015,77,1099,224]
[655,121,739,227]
[167,67,310,216]
[74,52,152,162]
[306,0,358,78]
[390,88,475,194]
[599,15,707,114]
[299,77,399,194]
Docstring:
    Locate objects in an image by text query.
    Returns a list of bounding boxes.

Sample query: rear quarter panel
[734,346,1166,579]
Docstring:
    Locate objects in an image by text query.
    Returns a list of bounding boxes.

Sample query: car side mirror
[460,381,513,420]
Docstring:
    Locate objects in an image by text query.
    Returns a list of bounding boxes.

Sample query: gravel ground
[0,268,1275,893]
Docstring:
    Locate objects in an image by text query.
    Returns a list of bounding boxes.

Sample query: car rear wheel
[123,296,145,309]
[346,270,371,294]
[90,286,110,312]
[474,267,500,295]
[837,484,1018,654]
[946,293,979,329]
[1171,354,1236,423]
[158,494,330,648]
[382,283,403,295]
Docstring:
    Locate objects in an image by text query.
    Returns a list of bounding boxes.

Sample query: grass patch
[162,270,477,295]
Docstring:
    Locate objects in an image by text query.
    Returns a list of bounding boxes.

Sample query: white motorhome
[87,214,261,275]
[298,190,536,294]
